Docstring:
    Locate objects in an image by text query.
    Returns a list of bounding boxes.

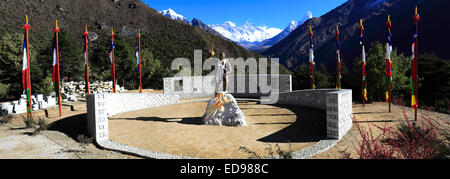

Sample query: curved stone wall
[87,93,179,141]
[276,89,353,140]
[86,89,352,158]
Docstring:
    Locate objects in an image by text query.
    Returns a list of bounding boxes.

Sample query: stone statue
[202,47,246,127]
[216,51,232,93]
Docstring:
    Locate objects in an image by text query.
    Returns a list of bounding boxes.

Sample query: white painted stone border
[87,90,352,159]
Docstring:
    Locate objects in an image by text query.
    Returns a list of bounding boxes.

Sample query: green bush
[352,42,410,102]
[0,83,10,100]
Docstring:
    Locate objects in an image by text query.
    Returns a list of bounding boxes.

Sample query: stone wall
[276,89,335,110]
[326,90,353,139]
[163,76,215,99]
[163,75,292,99]
[87,93,179,141]
[86,89,352,158]
[276,89,353,140]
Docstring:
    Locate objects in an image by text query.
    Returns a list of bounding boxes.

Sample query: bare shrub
[0,111,13,124]
[349,107,449,159]
[239,144,293,159]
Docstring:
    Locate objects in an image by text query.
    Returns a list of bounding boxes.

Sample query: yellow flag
[364,89,368,101]
[411,95,417,110]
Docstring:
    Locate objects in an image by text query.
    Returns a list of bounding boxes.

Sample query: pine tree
[292,64,310,90]
[352,41,410,102]
[58,30,84,82]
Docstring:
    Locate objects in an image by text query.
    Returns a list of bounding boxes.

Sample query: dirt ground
[109,100,327,159]
[1,94,448,159]
[310,102,450,159]
[0,100,136,159]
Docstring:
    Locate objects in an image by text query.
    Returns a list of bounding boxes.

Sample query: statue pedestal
[202,92,247,127]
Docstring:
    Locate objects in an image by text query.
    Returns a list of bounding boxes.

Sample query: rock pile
[202,92,247,127]
[62,81,127,99]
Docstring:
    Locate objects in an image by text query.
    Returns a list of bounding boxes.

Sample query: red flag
[84,25,90,94]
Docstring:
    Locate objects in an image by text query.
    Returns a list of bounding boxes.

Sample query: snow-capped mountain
[209,21,282,46]
[191,18,224,37]
[159,8,312,50]
[159,8,190,24]
[251,11,313,50]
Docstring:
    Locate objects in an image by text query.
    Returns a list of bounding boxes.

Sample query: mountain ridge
[0,0,258,63]
[262,0,450,70]
[209,21,282,44]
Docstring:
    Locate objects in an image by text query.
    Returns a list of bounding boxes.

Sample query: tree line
[0,30,167,101]
[292,42,450,113]
[0,31,448,114]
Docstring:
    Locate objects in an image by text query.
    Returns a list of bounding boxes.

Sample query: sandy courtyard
[109,100,326,159]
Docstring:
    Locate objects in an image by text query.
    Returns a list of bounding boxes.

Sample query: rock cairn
[202,92,247,127]
[62,81,127,99]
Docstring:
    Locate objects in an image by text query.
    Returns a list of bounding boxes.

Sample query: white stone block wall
[277,89,334,110]
[276,89,353,140]
[87,93,180,141]
[87,94,109,141]
[326,90,353,139]
[104,93,180,117]
[163,75,292,99]
[163,76,215,99]
[0,94,57,115]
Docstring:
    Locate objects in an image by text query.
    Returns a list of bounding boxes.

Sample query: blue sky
[142,0,348,29]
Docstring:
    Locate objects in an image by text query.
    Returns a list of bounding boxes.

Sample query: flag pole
[386,14,392,113]
[138,28,142,93]
[413,6,420,121]
[360,19,366,107]
[336,25,341,90]
[23,15,32,117]
[84,25,90,95]
[54,20,62,117]
[309,26,315,90]
[111,27,116,93]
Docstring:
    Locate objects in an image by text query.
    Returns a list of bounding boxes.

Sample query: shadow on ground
[48,113,89,141]
[111,103,327,144]
[110,117,204,125]
[256,104,326,143]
